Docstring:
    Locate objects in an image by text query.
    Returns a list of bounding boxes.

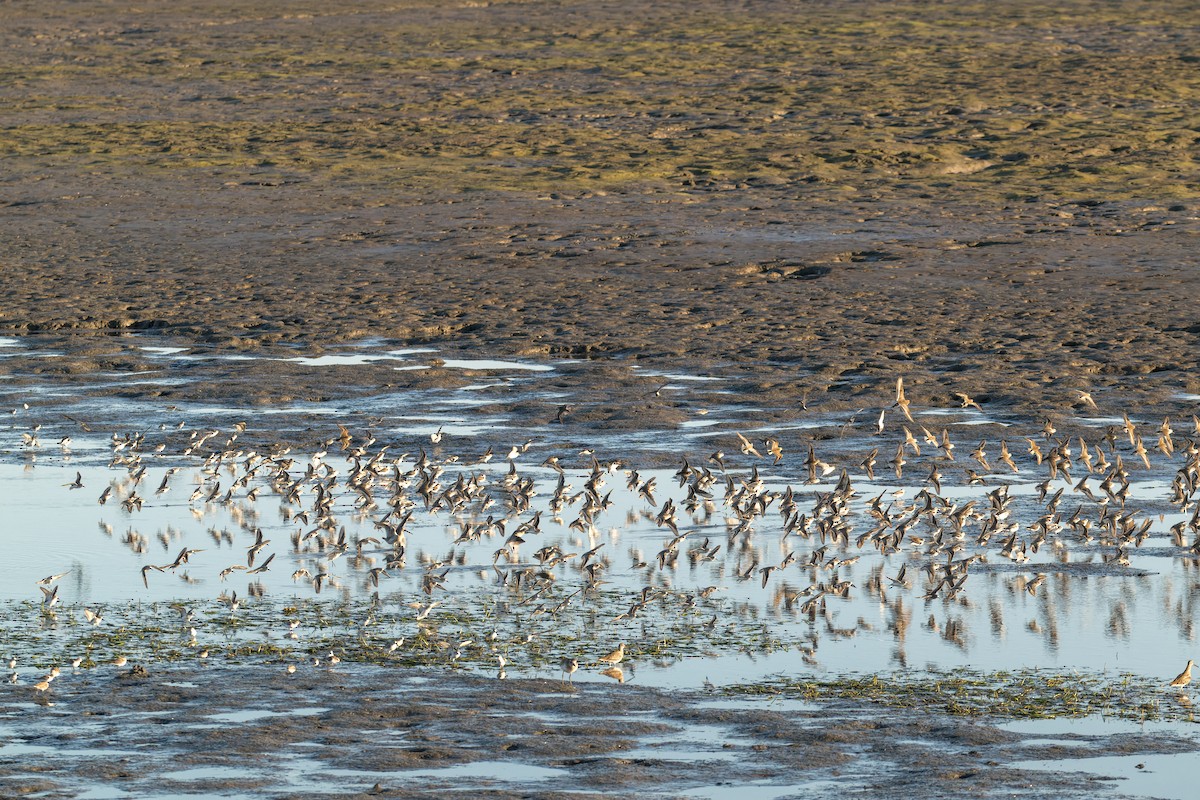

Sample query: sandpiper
[598,643,625,666]
[1169,660,1194,688]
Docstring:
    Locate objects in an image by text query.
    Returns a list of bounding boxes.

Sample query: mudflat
[3,4,1200,798]
[1,0,1198,427]
[7,666,1195,799]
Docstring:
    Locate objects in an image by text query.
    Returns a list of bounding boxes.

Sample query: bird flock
[8,376,1200,695]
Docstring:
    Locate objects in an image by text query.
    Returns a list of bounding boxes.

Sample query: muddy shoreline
[3,0,1200,432]
[4,665,1195,799]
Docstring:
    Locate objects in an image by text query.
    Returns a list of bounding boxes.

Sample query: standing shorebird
[560,657,579,683]
[1169,660,1194,688]
[598,643,625,666]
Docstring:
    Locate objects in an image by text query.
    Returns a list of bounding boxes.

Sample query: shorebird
[560,657,579,683]
[141,564,165,588]
[246,553,274,574]
[998,440,1018,473]
[893,377,913,422]
[39,585,60,609]
[925,463,942,494]
[735,433,761,458]
[37,571,70,586]
[1169,660,1194,688]
[970,441,990,471]
[902,427,921,456]
[860,448,877,480]
[598,643,625,666]
[955,392,983,411]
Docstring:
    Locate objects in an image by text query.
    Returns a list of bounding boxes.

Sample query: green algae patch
[0,590,800,680]
[5,0,1200,201]
[724,669,1193,722]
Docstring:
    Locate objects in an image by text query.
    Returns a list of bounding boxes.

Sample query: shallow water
[1010,753,1197,800]
[2,437,1199,688]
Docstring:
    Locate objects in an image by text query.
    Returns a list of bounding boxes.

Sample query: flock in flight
[9,377,1200,694]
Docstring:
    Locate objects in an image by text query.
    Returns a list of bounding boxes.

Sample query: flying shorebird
[246,553,274,574]
[37,571,70,586]
[141,564,165,588]
[894,377,913,422]
[955,392,982,411]
[39,585,59,609]
[735,433,761,458]
[860,448,877,480]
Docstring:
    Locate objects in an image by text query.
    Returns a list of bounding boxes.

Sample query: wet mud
[1,0,1200,438]
[4,665,1194,799]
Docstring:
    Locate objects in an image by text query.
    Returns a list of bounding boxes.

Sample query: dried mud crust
[3,666,1192,799]
[1,0,1199,426]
